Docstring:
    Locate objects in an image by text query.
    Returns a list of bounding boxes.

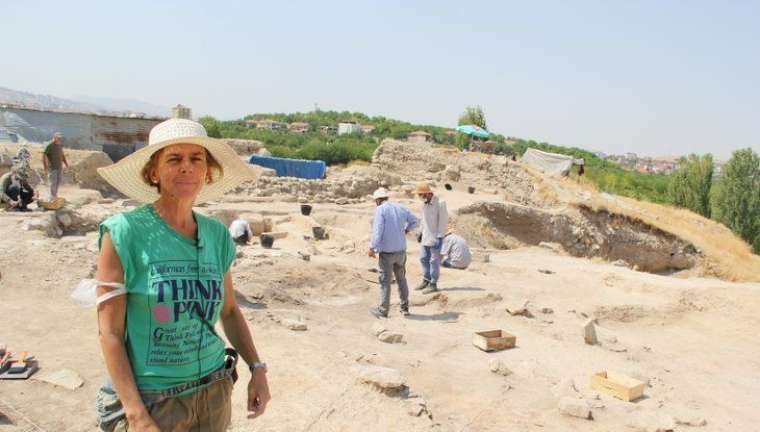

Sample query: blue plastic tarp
[248,155,327,179]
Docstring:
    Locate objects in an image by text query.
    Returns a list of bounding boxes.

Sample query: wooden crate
[472,330,516,352]
[591,371,645,402]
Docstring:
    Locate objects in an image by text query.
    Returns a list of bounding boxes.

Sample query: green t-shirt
[43,142,64,170]
[99,205,236,391]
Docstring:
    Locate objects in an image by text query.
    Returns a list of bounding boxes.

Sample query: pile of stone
[232,172,384,204]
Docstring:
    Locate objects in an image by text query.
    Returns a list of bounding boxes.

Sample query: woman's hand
[127,412,161,432]
[247,369,271,419]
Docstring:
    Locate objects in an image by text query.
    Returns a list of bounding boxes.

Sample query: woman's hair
[141,148,223,192]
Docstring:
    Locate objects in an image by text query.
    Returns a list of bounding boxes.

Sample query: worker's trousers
[420,244,442,284]
[378,251,409,313]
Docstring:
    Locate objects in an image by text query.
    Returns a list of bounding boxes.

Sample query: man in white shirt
[414,182,448,294]
[229,216,254,245]
[441,232,471,270]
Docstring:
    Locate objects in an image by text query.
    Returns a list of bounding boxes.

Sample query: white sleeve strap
[95,281,127,306]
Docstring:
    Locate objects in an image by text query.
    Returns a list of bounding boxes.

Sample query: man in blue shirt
[368,188,419,318]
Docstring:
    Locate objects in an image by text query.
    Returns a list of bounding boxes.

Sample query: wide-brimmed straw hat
[414,182,433,195]
[97,118,257,204]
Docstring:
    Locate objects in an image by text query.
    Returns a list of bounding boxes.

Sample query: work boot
[370,307,388,319]
[422,283,438,294]
[414,280,429,291]
[400,307,410,317]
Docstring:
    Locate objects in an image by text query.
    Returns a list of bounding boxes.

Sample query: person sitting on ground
[1,166,36,211]
[229,215,254,245]
[93,118,269,432]
[440,231,472,270]
[368,188,419,318]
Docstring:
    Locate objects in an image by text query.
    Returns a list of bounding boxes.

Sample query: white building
[338,122,362,135]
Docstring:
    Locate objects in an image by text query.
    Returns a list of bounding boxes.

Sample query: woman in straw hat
[94,118,269,431]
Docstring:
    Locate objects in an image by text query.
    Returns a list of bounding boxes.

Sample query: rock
[612,259,629,267]
[335,197,349,205]
[558,397,592,420]
[377,332,404,344]
[540,307,554,314]
[443,165,461,181]
[32,368,84,390]
[489,359,512,376]
[356,365,406,391]
[538,242,564,254]
[583,318,598,345]
[281,319,308,331]
[405,396,432,419]
[537,268,555,275]
[24,213,63,238]
[674,417,707,427]
[506,300,534,318]
[297,251,311,261]
[372,322,387,336]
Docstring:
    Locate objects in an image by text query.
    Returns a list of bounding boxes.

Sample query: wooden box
[591,371,645,402]
[472,330,516,352]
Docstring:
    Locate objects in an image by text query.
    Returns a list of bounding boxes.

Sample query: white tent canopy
[521,148,584,177]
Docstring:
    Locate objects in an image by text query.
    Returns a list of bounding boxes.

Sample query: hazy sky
[3,0,758,159]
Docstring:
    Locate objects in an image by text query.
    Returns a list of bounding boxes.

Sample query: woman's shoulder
[101,205,152,233]
[196,211,229,237]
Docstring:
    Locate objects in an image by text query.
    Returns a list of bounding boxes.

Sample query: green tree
[712,148,760,252]
[198,116,222,138]
[668,154,714,217]
[457,105,487,129]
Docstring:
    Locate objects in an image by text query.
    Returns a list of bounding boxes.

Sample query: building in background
[0,104,164,161]
[172,104,192,119]
[360,124,376,134]
[337,122,362,135]
[407,130,432,143]
[246,119,287,131]
[288,122,311,134]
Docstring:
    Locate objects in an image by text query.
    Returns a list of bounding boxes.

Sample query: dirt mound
[371,139,547,207]
[455,201,700,274]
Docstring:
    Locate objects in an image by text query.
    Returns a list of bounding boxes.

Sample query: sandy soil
[1,185,759,432]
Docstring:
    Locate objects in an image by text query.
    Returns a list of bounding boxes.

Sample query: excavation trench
[455,202,700,274]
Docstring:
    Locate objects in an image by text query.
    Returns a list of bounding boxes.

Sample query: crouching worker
[229,215,254,245]
[1,166,36,211]
[93,118,269,432]
[441,232,471,270]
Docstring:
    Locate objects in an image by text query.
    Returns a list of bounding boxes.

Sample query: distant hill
[0,87,168,117]
[71,95,169,118]
[0,86,110,114]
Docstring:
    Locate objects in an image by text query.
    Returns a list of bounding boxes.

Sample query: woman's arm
[220,272,270,419]
[97,233,159,431]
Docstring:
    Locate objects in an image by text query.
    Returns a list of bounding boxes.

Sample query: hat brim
[97,136,258,204]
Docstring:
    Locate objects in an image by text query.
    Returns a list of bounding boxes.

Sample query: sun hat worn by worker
[414,182,433,195]
[97,118,257,204]
[373,188,389,200]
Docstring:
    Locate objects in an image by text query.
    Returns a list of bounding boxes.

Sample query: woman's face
[152,144,208,200]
